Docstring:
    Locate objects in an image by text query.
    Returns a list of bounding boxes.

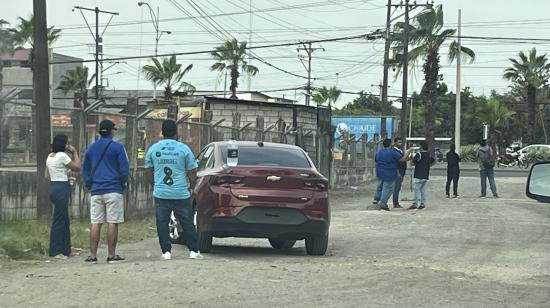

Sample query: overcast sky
[4,0,550,108]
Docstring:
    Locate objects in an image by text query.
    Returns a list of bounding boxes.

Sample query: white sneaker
[189,251,204,260]
[161,251,172,260]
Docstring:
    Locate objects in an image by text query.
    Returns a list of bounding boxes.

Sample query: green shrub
[525,149,550,162]
[459,144,479,162]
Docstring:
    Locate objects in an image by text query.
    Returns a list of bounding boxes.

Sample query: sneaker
[372,200,379,205]
[106,255,125,264]
[380,207,391,211]
[417,204,426,210]
[408,204,418,210]
[478,195,486,198]
[161,251,172,261]
[189,251,204,260]
[393,204,403,209]
[84,256,98,264]
[446,194,450,198]
[453,195,458,198]
[493,194,500,199]
[53,254,68,260]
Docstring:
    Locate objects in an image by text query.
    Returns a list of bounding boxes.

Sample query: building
[0,48,83,164]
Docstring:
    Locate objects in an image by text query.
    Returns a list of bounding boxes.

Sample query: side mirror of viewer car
[526,161,550,203]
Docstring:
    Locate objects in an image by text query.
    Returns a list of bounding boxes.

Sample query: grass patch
[0,218,157,261]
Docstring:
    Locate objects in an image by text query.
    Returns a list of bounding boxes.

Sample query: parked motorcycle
[497,152,529,169]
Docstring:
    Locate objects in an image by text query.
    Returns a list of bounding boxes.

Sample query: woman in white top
[45,134,81,258]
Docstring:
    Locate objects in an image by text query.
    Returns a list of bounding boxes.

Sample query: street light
[137,1,171,56]
[138,1,171,99]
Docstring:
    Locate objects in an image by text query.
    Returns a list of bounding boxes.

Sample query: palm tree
[312,86,342,109]
[392,5,475,151]
[477,98,515,152]
[210,39,258,99]
[503,48,550,144]
[56,66,90,96]
[142,55,195,100]
[9,15,61,48]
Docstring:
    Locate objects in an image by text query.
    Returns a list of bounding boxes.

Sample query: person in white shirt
[45,134,81,258]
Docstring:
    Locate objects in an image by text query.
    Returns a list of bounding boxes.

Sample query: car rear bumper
[202,206,329,240]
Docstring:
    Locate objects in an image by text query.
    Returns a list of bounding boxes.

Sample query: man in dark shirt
[408,141,435,210]
[374,139,411,211]
[392,138,407,208]
[445,143,461,198]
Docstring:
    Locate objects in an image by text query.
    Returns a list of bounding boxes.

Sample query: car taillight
[211,175,244,186]
[304,179,328,191]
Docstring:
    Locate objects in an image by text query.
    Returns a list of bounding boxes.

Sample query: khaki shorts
[90,193,124,224]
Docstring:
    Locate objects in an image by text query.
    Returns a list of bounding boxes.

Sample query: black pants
[445,172,459,196]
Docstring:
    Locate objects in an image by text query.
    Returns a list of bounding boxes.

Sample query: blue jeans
[378,179,395,209]
[393,174,404,205]
[413,178,428,206]
[155,198,198,253]
[480,169,498,196]
[374,179,383,201]
[49,182,71,257]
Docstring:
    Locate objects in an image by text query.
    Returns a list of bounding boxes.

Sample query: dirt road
[1,175,549,307]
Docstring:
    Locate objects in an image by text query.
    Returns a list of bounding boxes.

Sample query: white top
[46,152,72,182]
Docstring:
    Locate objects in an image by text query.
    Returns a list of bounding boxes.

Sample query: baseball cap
[99,119,117,133]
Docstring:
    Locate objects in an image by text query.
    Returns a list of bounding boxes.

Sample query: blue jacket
[375,147,402,181]
[82,136,129,196]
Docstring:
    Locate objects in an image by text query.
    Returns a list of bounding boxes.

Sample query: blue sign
[332,116,393,141]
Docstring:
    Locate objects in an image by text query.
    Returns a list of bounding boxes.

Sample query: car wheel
[196,214,212,253]
[268,238,296,250]
[305,234,328,256]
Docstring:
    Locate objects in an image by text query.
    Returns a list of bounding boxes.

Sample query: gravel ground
[1,174,549,308]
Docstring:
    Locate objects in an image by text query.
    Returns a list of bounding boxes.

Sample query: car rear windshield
[220,145,311,168]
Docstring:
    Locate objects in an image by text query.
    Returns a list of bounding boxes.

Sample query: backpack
[480,149,494,169]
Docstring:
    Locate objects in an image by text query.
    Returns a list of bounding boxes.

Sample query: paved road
[1,176,548,307]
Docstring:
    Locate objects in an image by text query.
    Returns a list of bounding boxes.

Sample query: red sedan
[188,141,330,255]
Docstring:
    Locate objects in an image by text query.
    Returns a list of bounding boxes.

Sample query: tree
[392,4,475,152]
[8,15,61,48]
[335,92,398,116]
[503,48,550,144]
[56,66,90,95]
[477,97,515,153]
[312,86,341,108]
[210,39,258,99]
[142,55,195,100]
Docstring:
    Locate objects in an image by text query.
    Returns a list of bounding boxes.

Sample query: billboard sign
[332,116,394,153]
[332,116,393,141]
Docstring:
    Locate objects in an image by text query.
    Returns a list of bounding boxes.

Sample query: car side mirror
[526,161,550,203]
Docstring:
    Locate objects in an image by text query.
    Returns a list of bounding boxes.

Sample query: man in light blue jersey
[145,120,203,260]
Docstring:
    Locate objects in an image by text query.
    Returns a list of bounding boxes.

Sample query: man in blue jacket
[374,138,411,211]
[82,120,129,264]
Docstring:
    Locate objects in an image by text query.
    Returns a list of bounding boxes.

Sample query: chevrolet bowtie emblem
[266,175,281,182]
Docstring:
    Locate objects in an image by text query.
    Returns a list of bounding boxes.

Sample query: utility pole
[297,42,324,106]
[73,6,119,101]
[388,0,433,148]
[401,0,410,147]
[455,9,462,153]
[381,0,392,139]
[33,0,51,218]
